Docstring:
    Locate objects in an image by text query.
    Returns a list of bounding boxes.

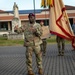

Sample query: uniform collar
[29,22,36,26]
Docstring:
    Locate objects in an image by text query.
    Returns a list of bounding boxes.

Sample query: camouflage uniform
[40,38,47,56]
[56,36,65,56]
[17,22,43,71]
[40,21,48,56]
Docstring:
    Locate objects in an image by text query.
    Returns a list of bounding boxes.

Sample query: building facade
[0,5,75,35]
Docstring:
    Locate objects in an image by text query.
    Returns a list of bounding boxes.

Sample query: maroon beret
[28,13,35,18]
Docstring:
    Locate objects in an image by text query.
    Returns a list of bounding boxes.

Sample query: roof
[65,5,75,10]
[6,9,42,14]
[19,9,42,14]
[0,10,5,13]
[6,5,75,14]
[42,5,75,11]
[0,10,9,13]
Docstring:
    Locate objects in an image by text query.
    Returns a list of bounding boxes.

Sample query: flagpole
[44,0,47,26]
[33,0,36,20]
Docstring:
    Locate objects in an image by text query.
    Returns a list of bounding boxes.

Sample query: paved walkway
[0,44,75,75]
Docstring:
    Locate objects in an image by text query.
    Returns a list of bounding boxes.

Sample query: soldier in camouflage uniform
[56,36,65,56]
[40,39,47,56]
[40,21,47,56]
[14,13,43,75]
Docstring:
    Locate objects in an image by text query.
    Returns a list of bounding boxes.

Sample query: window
[0,22,8,31]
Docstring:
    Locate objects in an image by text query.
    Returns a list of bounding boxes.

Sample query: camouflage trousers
[25,45,42,71]
[40,39,47,54]
[57,39,65,53]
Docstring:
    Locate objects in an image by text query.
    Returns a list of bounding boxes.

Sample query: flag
[49,0,75,48]
[41,0,54,7]
[41,0,75,48]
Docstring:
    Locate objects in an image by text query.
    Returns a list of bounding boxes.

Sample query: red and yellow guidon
[41,0,54,7]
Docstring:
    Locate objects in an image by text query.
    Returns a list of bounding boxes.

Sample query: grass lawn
[0,35,71,46]
[47,35,71,44]
[0,36,24,46]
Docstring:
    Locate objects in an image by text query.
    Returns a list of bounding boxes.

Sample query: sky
[0,0,75,11]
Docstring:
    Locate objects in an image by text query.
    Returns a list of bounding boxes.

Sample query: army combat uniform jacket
[24,22,43,46]
[17,22,43,46]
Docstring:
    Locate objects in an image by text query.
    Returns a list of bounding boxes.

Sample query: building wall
[0,8,75,35]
